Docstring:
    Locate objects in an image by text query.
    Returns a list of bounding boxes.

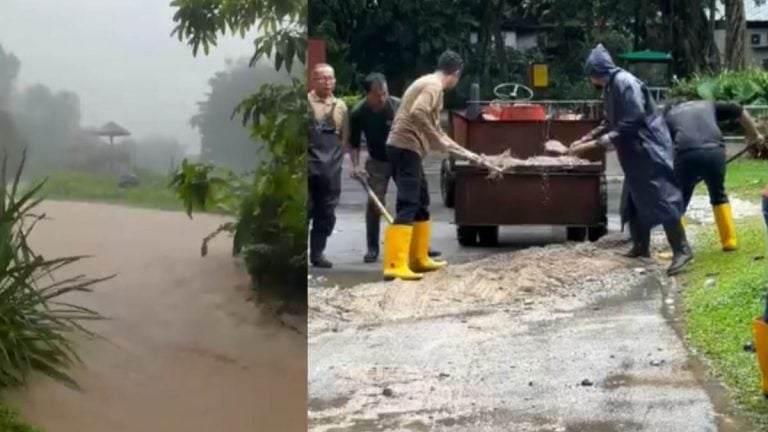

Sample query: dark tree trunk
[707,0,721,72]
[660,0,720,75]
[478,0,494,90]
[725,0,747,69]
[490,0,508,82]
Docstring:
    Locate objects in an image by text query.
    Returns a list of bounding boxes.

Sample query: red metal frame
[448,109,607,229]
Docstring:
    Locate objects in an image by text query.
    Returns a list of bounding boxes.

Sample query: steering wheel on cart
[493,82,535,102]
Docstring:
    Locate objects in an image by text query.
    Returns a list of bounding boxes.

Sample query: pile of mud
[477,149,597,175]
[310,236,649,333]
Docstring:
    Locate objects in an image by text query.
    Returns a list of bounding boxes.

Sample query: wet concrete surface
[309,264,751,431]
[7,201,307,432]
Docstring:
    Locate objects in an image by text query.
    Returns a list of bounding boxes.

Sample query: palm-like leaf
[0,149,109,389]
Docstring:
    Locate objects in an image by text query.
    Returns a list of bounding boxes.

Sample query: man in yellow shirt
[308,63,348,268]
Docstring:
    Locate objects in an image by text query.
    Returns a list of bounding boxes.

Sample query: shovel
[727,145,752,164]
[356,176,444,259]
[356,176,394,224]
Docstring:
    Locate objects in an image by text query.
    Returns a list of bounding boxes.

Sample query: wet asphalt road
[312,151,623,287]
[309,272,742,431]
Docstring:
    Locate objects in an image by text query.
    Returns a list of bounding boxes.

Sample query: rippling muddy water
[7,201,307,432]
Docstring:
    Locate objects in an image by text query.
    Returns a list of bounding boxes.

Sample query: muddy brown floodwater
[6,201,307,432]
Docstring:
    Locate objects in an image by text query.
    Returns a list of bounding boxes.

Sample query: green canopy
[619,51,672,62]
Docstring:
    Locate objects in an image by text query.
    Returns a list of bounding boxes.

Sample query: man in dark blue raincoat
[569,44,692,275]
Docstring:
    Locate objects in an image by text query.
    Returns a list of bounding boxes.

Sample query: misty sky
[0,0,258,153]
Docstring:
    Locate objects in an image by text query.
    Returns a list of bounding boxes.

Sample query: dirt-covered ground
[309,233,751,431]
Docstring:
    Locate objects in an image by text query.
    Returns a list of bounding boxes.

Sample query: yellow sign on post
[530,63,548,88]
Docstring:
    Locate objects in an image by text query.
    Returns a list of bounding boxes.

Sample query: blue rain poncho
[584,44,683,228]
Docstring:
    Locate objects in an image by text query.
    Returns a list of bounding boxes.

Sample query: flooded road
[7,201,307,432]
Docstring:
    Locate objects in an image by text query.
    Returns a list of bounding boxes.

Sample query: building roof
[715,1,768,22]
[620,51,672,62]
[96,121,131,137]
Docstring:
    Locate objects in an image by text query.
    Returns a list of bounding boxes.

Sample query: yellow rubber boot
[382,225,422,281]
[410,221,447,272]
[680,217,687,228]
[752,318,768,396]
[713,203,737,251]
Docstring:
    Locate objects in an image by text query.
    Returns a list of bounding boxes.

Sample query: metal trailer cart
[439,83,607,247]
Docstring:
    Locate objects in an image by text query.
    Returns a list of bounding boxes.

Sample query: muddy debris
[580,379,594,387]
[382,388,394,398]
[478,149,596,171]
[544,139,569,155]
[309,236,647,333]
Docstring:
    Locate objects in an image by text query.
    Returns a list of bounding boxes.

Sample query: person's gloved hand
[568,140,598,157]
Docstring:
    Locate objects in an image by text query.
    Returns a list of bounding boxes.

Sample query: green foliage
[191,58,291,173]
[0,403,40,432]
[671,69,768,106]
[170,0,307,306]
[0,152,108,390]
[339,94,363,111]
[310,0,633,103]
[0,44,20,109]
[309,0,477,95]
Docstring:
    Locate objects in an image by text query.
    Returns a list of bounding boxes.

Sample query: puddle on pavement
[561,420,643,432]
[309,396,351,412]
[601,372,698,390]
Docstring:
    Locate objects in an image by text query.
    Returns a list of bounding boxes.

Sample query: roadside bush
[0,404,39,432]
[339,94,363,111]
[0,152,108,389]
[670,69,768,106]
[670,69,768,158]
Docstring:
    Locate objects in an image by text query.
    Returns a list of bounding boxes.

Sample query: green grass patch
[682,216,768,428]
[0,403,40,432]
[37,171,183,211]
[694,159,768,199]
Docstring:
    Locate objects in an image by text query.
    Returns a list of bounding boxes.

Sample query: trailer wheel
[457,226,479,246]
[440,159,455,208]
[588,225,608,242]
[566,227,588,242]
[478,226,500,247]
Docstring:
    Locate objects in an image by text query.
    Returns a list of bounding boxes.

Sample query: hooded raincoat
[584,44,683,229]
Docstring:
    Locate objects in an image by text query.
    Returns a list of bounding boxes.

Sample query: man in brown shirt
[307,63,348,268]
[382,50,471,281]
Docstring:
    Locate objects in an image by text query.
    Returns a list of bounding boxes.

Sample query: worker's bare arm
[738,110,764,146]
[347,108,366,178]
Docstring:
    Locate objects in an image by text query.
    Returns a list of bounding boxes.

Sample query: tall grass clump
[0,151,109,389]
